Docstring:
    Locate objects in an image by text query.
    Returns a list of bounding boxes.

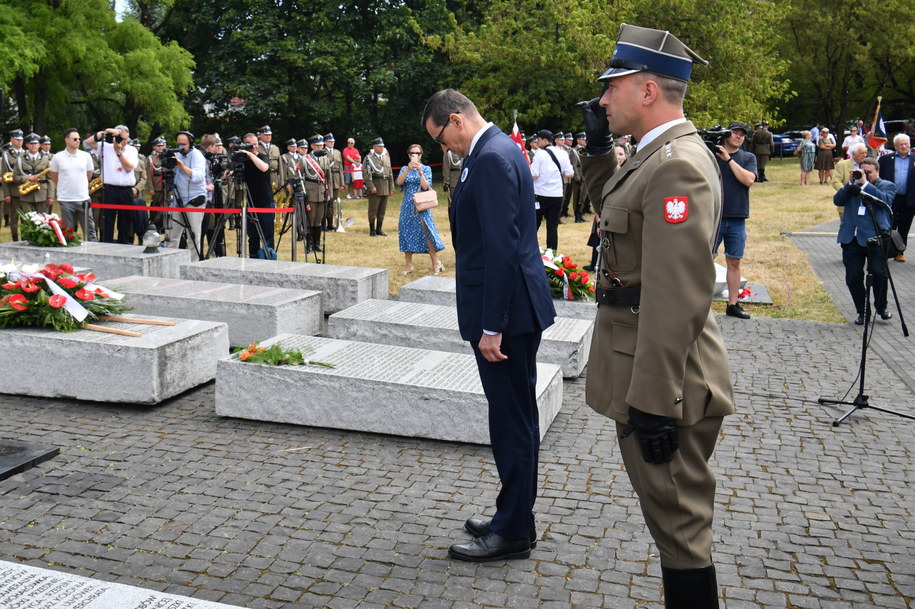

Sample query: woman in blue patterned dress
[396,144,446,275]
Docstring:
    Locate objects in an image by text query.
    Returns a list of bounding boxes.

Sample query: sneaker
[346,195,352,199]
[725,303,750,319]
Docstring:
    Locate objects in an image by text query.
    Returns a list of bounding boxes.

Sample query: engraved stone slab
[109,275,323,346]
[0,241,191,280]
[326,299,593,377]
[0,441,59,482]
[400,275,597,320]
[215,335,563,445]
[0,315,228,404]
[181,257,388,314]
[0,560,245,609]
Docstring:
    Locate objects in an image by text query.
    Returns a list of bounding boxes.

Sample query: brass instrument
[18,168,52,195]
[89,177,102,194]
[3,171,12,183]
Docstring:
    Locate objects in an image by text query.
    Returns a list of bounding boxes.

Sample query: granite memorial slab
[109,275,323,346]
[0,560,245,609]
[181,257,388,314]
[400,275,596,320]
[215,335,563,445]
[0,440,59,482]
[0,241,191,280]
[0,315,228,404]
[326,299,593,377]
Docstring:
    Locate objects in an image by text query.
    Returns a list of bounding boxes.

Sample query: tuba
[18,168,51,195]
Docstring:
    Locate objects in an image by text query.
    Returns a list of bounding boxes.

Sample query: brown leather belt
[595,286,641,306]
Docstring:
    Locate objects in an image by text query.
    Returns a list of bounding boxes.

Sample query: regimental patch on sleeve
[664,197,688,223]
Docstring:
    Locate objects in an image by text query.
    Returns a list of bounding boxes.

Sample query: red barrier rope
[91,203,294,214]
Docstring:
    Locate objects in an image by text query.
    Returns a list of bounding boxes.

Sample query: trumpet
[3,171,12,183]
[18,168,51,195]
[89,177,102,194]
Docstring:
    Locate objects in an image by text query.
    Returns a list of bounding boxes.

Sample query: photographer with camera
[85,125,139,243]
[163,131,207,260]
[200,134,229,258]
[713,121,757,319]
[237,133,275,258]
[834,157,896,325]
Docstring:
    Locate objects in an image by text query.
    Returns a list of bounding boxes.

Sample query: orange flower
[248,343,259,352]
[9,294,28,311]
[240,350,251,361]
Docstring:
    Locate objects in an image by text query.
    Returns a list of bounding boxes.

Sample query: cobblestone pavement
[1,235,914,607]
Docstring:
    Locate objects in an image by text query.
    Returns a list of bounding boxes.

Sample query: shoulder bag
[413,189,438,212]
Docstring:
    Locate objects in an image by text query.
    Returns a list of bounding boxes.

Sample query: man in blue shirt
[168,131,207,260]
[835,157,896,324]
[878,134,914,261]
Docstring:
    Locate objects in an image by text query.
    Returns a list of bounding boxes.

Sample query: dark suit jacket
[449,125,556,341]
[878,152,915,207]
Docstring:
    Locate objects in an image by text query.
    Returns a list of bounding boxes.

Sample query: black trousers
[471,332,542,541]
[535,195,562,250]
[842,240,888,315]
[247,204,276,257]
[892,195,915,246]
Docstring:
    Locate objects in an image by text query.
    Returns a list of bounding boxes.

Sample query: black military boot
[369,226,377,237]
[661,565,718,609]
[312,227,323,252]
[375,220,387,237]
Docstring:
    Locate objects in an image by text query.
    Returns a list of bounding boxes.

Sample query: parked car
[772,134,799,158]
[884,119,914,150]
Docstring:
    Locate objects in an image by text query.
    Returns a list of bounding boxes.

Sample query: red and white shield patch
[664,197,688,223]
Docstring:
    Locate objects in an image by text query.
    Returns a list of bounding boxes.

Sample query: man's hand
[714,145,731,162]
[576,98,613,155]
[370,187,377,195]
[478,332,508,362]
[620,406,679,464]
[847,183,862,196]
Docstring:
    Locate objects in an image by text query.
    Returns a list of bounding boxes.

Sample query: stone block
[0,315,228,404]
[400,275,597,320]
[215,335,563,445]
[109,275,323,346]
[181,257,388,314]
[0,241,191,280]
[326,299,592,377]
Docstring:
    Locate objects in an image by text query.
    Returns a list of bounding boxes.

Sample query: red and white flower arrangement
[541,248,595,301]
[19,211,81,247]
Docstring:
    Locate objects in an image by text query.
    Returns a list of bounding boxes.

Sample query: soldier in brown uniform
[257,125,281,193]
[147,136,167,230]
[2,130,26,231]
[578,24,734,608]
[39,136,56,212]
[364,137,394,236]
[750,121,774,182]
[13,134,55,239]
[129,139,149,243]
[574,132,591,218]
[301,134,331,253]
[278,138,305,242]
[323,133,345,231]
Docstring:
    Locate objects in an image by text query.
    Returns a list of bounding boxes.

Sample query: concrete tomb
[326,299,593,377]
[181,257,388,314]
[216,335,563,445]
[109,275,323,346]
[0,241,190,280]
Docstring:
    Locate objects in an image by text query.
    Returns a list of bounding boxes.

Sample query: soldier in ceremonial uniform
[130,139,149,243]
[147,136,167,230]
[2,129,26,230]
[363,137,394,236]
[578,23,734,608]
[574,132,592,218]
[562,132,584,222]
[40,136,53,157]
[279,138,304,241]
[323,133,345,230]
[40,136,56,212]
[14,134,55,234]
[257,125,281,192]
[301,134,331,253]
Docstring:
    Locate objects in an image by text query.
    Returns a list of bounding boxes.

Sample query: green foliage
[233,341,334,368]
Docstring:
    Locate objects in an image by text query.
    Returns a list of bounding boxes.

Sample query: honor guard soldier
[578,23,734,608]
[130,139,149,243]
[148,136,167,229]
[40,136,53,157]
[257,125,281,192]
[562,132,584,221]
[364,137,394,236]
[323,133,345,230]
[40,136,57,212]
[14,134,55,235]
[441,148,463,205]
[574,132,592,218]
[2,129,26,230]
[279,138,303,240]
[301,134,331,253]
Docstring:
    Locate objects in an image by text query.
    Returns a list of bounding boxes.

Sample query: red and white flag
[510,121,530,165]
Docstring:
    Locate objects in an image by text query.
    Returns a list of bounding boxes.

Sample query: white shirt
[95,141,138,187]
[530,144,573,197]
[637,117,688,153]
[50,149,94,201]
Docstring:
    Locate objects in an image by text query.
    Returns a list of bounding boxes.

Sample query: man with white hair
[85,125,139,242]
[879,133,915,260]
[831,142,868,220]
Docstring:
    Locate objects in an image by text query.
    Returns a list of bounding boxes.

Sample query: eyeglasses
[432,112,459,145]
[68,136,81,141]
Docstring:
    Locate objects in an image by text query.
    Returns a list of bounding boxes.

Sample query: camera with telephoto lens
[159,147,182,171]
[698,125,730,153]
[205,151,230,177]
[232,142,254,166]
[851,170,863,181]
[104,132,124,144]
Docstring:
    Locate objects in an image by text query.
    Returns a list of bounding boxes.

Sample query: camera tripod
[161,166,205,261]
[818,190,915,426]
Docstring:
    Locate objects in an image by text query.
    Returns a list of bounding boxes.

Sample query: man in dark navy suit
[422,89,556,562]
[878,133,915,259]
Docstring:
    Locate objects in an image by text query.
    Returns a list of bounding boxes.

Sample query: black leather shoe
[376,230,387,236]
[662,564,718,609]
[879,309,892,320]
[854,314,865,325]
[449,530,531,562]
[725,303,750,319]
[582,265,595,272]
[464,518,537,548]
[369,229,377,237]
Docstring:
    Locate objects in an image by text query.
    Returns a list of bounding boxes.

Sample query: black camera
[104,132,124,144]
[160,147,182,170]
[286,177,305,204]
[698,125,730,153]
[851,170,863,181]
[205,152,230,177]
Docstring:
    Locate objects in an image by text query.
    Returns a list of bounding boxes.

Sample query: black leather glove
[847,183,862,196]
[576,98,613,156]
[312,149,328,158]
[620,406,679,464]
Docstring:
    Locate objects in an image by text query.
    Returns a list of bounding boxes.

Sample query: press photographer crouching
[84,126,139,243]
[834,157,897,325]
[165,131,207,261]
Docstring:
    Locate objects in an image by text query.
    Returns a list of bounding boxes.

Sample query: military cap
[371,137,384,146]
[575,132,587,139]
[213,135,223,146]
[9,129,23,140]
[753,122,763,128]
[727,122,750,135]
[536,129,554,142]
[323,133,335,141]
[152,136,166,146]
[257,125,272,134]
[761,121,769,127]
[39,135,51,144]
[285,138,297,147]
[227,135,242,146]
[24,133,40,144]
[598,23,707,83]
[296,139,308,147]
[308,134,324,145]
[131,139,142,147]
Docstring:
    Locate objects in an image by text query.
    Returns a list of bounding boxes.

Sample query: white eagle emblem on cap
[664,196,688,223]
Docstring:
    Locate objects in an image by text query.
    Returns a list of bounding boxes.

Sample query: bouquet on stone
[0,262,130,331]
[234,342,334,368]
[19,211,81,247]
[541,248,595,301]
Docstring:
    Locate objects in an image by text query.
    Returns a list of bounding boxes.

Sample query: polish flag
[511,121,530,165]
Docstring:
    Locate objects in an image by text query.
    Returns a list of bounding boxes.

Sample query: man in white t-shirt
[84,125,139,243]
[50,129,96,241]
[529,129,573,250]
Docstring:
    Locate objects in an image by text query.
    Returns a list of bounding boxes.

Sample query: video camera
[159,147,183,171]
[698,125,730,153]
[205,151,230,178]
